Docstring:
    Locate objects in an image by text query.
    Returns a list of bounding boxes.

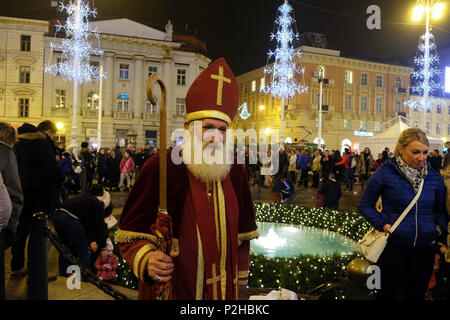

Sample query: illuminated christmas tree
[406,1,445,131]
[261,0,308,144]
[45,0,105,155]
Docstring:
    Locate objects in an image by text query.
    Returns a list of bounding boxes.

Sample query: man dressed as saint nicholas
[115,57,259,300]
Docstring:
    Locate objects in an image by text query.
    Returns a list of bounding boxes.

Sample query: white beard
[185,161,231,184]
[181,125,231,184]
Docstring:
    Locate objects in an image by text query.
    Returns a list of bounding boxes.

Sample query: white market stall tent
[359,117,443,156]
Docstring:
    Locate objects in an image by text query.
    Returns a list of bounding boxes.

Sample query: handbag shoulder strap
[389,179,424,233]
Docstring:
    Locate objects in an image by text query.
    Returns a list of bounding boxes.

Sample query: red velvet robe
[116,148,258,300]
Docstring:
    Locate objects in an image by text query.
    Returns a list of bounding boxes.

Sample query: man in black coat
[11,121,65,277]
[429,149,443,173]
[107,150,121,191]
[319,172,342,209]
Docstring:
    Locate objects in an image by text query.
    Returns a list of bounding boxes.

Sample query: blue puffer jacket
[358,158,447,248]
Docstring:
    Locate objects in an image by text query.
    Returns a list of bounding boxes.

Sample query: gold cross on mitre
[210,66,231,106]
[206,263,221,300]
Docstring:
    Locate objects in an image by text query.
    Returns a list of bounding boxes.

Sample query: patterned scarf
[395,156,427,193]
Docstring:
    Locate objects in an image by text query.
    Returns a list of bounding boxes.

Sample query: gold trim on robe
[195,225,205,300]
[133,243,155,279]
[115,228,158,244]
[238,230,259,246]
[217,181,228,300]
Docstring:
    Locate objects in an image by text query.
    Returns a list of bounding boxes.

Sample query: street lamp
[56,122,64,141]
[314,66,328,151]
[411,0,445,130]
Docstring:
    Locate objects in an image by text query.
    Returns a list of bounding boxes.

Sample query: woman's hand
[383,224,392,233]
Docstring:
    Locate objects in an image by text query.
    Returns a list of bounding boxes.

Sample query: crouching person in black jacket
[52,184,109,281]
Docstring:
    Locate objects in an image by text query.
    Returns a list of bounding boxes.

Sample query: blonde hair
[0,122,17,146]
[394,128,429,157]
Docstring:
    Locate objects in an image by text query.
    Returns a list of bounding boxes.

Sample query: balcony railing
[81,108,98,118]
[113,111,133,120]
[142,113,159,121]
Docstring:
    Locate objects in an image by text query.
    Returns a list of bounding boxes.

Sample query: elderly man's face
[186,118,228,146]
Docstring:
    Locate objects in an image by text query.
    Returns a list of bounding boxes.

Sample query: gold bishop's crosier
[146,73,173,300]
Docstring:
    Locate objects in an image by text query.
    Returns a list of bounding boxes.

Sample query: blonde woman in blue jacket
[358,128,447,300]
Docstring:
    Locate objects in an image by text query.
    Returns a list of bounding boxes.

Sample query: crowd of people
[244,144,450,210]
[0,120,161,285]
[57,140,160,198]
[0,118,448,300]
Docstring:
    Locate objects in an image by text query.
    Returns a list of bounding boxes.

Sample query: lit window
[376,75,383,87]
[344,119,351,130]
[260,77,265,91]
[56,89,66,109]
[20,35,31,51]
[361,73,368,86]
[345,71,353,84]
[117,93,129,112]
[376,97,383,113]
[375,122,381,132]
[344,95,352,109]
[119,64,129,80]
[87,92,99,110]
[360,120,367,130]
[177,69,186,86]
[19,66,31,83]
[146,98,158,114]
[176,98,185,116]
[18,98,29,117]
[360,96,368,111]
[252,80,256,92]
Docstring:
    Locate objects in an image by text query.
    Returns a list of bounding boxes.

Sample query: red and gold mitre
[185,57,239,126]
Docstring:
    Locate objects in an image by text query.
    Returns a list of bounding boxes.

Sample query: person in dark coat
[320,150,335,179]
[11,121,65,277]
[0,122,23,248]
[429,149,443,173]
[96,148,109,187]
[79,142,96,194]
[58,152,73,201]
[134,147,146,177]
[52,184,109,279]
[358,128,447,300]
[319,172,341,209]
[143,143,152,162]
[107,150,121,191]
[277,148,289,179]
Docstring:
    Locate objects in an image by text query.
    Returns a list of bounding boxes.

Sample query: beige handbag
[359,179,424,263]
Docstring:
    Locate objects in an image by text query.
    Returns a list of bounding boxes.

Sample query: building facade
[0,16,49,127]
[0,16,210,150]
[234,36,449,153]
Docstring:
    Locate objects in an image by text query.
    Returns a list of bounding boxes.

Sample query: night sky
[1,0,449,75]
